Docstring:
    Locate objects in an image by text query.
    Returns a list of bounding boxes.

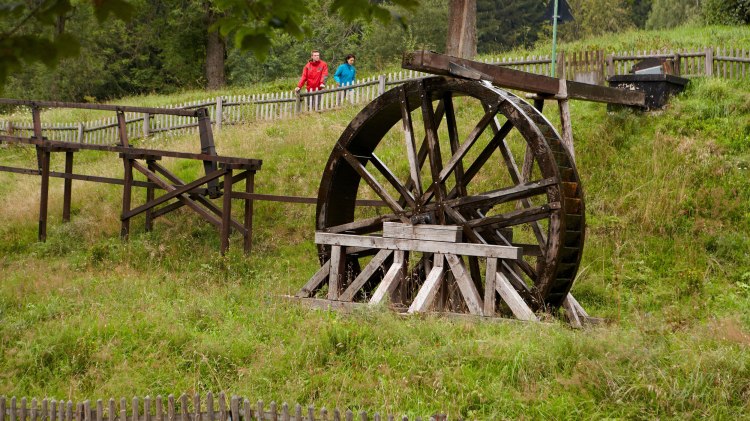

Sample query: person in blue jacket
[334,54,356,87]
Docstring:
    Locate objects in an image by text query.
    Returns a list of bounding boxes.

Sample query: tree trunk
[445,0,477,59]
[205,4,225,90]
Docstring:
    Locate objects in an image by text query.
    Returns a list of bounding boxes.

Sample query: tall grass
[1,73,749,417]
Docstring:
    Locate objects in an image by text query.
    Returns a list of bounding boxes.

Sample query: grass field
[2,36,750,419]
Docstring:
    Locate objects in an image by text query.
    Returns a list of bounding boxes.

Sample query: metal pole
[550,0,559,77]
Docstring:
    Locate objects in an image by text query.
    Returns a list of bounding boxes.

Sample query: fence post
[295,91,302,114]
[215,96,223,130]
[673,52,681,76]
[6,121,13,136]
[77,122,85,143]
[606,54,615,78]
[143,113,150,138]
[705,47,714,76]
[378,74,386,96]
[555,51,566,79]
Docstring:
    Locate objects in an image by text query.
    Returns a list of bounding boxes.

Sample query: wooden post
[607,54,615,76]
[145,160,156,231]
[377,74,386,96]
[77,122,85,143]
[705,47,714,76]
[243,170,254,254]
[32,106,44,169]
[121,158,133,239]
[215,97,223,130]
[292,91,300,114]
[62,150,74,222]
[38,147,50,242]
[143,113,150,138]
[555,51,566,79]
[328,245,345,300]
[221,167,233,255]
[557,79,575,164]
[484,257,498,316]
[197,108,219,197]
[673,52,681,76]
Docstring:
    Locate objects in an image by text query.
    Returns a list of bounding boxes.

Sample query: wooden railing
[1,46,747,145]
[0,395,444,421]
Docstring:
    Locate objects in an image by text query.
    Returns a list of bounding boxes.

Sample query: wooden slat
[382,222,461,242]
[444,254,484,315]
[496,270,537,321]
[408,254,445,313]
[370,250,405,304]
[340,249,393,301]
[315,232,521,259]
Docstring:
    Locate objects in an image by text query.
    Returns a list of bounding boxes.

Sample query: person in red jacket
[295,50,328,93]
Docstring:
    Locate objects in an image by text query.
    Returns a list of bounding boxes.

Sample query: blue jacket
[334,63,356,86]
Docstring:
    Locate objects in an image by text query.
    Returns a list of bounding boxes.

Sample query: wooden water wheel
[312,76,585,314]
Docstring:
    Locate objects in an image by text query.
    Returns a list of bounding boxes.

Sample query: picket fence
[0,394,445,421]
[1,46,748,145]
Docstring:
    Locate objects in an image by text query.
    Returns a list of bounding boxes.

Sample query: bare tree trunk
[445,0,477,59]
[205,3,225,90]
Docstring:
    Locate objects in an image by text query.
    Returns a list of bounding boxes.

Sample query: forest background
[2,0,749,103]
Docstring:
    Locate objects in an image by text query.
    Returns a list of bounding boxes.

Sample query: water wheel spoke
[466,202,560,230]
[340,148,410,221]
[419,81,447,218]
[450,118,515,198]
[445,177,557,211]
[439,96,498,188]
[399,87,423,198]
[370,153,417,209]
[487,103,548,247]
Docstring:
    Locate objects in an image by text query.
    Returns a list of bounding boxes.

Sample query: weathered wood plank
[315,232,522,259]
[496,271,537,321]
[408,255,445,313]
[328,246,346,300]
[340,249,393,301]
[382,222,461,243]
[445,254,484,315]
[370,251,406,305]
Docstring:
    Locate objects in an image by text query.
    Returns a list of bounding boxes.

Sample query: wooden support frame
[0,101,262,256]
[303,222,589,325]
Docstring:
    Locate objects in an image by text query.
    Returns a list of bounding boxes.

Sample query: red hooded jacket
[297,60,328,90]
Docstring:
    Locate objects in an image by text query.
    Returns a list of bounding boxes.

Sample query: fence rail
[0,46,747,145]
[0,395,444,421]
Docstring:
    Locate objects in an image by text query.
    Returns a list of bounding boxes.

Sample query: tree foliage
[701,0,750,25]
[476,0,546,53]
[645,0,700,30]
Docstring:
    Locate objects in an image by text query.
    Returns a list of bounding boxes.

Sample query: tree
[0,0,421,94]
[445,0,476,58]
[645,0,699,29]
[476,0,546,53]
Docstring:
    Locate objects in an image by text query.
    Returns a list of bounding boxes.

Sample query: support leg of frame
[38,148,51,242]
[145,160,156,232]
[220,168,233,255]
[120,158,133,240]
[62,150,73,222]
[243,171,255,254]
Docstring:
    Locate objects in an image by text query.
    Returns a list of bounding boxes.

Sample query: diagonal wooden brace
[125,161,224,227]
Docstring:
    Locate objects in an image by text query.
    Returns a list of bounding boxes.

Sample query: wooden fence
[1,46,747,145]
[0,394,445,421]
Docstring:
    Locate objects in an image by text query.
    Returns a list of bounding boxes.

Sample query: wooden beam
[339,249,393,301]
[408,254,445,313]
[401,50,646,106]
[445,254,484,316]
[328,246,345,300]
[370,250,405,305]
[383,222,462,243]
[315,232,522,259]
[297,260,331,298]
[496,270,537,321]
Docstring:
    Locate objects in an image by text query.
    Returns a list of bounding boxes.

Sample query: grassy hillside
[2,62,750,419]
